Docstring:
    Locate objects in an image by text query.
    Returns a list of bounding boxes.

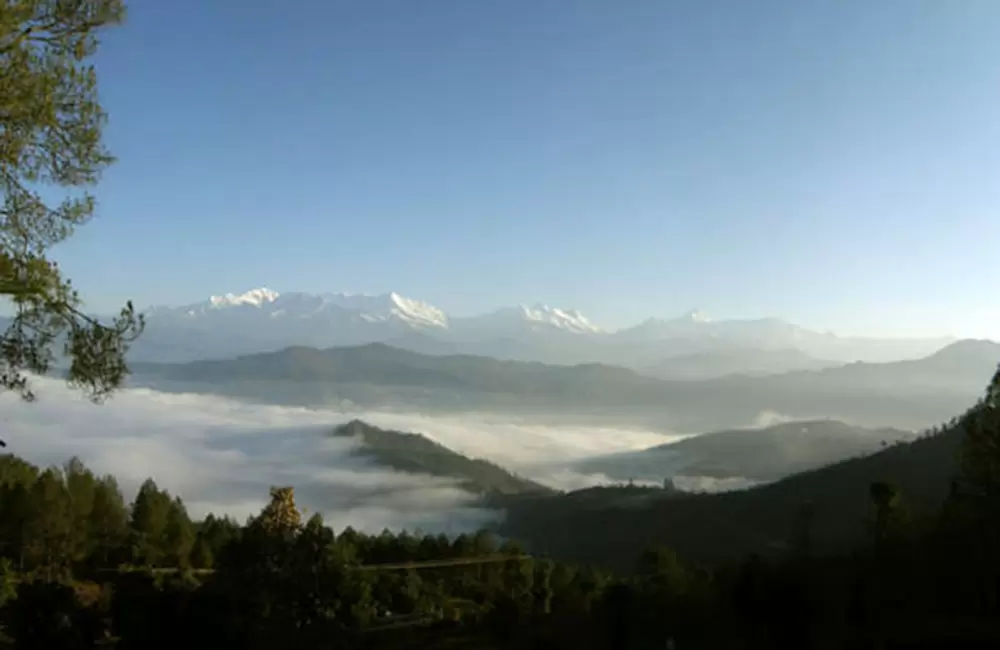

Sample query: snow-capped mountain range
[200,290,449,329]
[146,288,600,336]
[130,288,955,371]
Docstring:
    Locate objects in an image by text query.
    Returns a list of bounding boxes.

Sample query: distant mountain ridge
[125,287,957,371]
[131,339,1000,432]
[639,347,838,380]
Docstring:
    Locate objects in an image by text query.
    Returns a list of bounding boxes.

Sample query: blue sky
[50,0,1000,337]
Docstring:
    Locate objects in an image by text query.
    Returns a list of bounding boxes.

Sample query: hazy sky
[49,0,1000,338]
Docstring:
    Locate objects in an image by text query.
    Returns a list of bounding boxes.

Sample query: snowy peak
[318,292,448,329]
[452,303,603,335]
[161,288,601,335]
[190,289,448,330]
[388,292,448,328]
[209,287,280,308]
[518,304,604,334]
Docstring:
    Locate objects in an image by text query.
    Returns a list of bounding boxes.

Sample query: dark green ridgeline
[502,415,963,570]
[332,419,553,498]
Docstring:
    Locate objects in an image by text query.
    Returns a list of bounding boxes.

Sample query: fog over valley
[0,377,683,533]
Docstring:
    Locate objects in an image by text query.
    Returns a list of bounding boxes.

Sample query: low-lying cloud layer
[0,378,677,533]
[353,410,679,490]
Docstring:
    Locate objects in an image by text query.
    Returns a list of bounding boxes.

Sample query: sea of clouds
[0,378,683,535]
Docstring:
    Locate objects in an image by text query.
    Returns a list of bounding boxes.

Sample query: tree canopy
[0,0,142,403]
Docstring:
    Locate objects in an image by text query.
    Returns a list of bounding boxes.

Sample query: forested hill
[332,420,553,496]
[503,412,967,570]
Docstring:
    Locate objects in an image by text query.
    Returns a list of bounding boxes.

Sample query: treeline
[0,456,232,576]
[0,455,534,576]
[0,460,613,648]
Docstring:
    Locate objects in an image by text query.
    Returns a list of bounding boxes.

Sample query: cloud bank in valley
[353,410,680,490]
[0,378,678,533]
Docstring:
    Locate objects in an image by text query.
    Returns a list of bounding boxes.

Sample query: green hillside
[502,414,965,571]
[332,419,553,497]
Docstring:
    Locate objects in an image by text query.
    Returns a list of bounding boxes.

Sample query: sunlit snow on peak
[317,291,448,329]
[195,289,448,329]
[209,287,280,307]
[387,292,449,328]
[519,304,604,334]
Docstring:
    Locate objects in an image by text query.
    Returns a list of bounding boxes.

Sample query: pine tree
[189,535,213,570]
[128,479,171,566]
[25,468,72,578]
[63,456,96,562]
[0,481,32,569]
[89,474,127,567]
[196,513,241,560]
[0,454,38,487]
[0,0,143,405]
[533,559,554,614]
[164,497,195,567]
[869,481,899,546]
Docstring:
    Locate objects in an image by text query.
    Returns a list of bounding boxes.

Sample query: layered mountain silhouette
[132,339,1000,432]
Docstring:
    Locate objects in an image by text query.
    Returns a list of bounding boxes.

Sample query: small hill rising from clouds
[332,419,553,497]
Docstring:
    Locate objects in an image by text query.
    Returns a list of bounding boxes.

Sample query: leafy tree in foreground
[256,486,302,537]
[0,0,143,405]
